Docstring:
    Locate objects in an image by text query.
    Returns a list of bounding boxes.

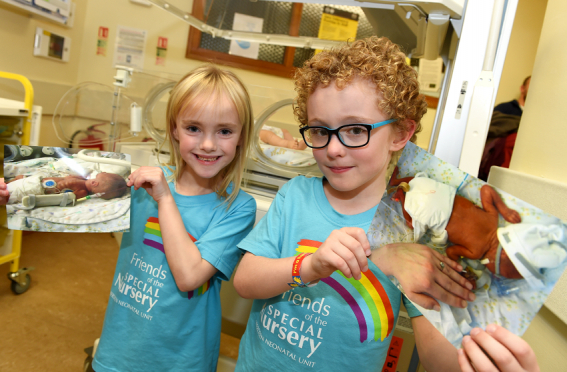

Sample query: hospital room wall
[0,0,89,147]
[0,0,296,147]
[494,0,548,105]
[507,0,567,370]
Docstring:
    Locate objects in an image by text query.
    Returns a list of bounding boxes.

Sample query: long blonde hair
[162,65,253,207]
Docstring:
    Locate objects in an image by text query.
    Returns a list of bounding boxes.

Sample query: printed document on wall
[113,25,147,70]
[229,13,263,60]
[418,57,443,92]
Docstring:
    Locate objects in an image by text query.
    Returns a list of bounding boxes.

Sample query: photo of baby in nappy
[2,145,131,233]
[389,167,523,281]
[367,141,567,348]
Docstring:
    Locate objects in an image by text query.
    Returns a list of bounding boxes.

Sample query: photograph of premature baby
[2,145,131,232]
[367,142,567,348]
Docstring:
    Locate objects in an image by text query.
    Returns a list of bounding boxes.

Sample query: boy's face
[173,92,242,188]
[307,78,404,198]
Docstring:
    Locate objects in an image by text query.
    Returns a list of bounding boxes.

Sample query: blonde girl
[93,65,257,372]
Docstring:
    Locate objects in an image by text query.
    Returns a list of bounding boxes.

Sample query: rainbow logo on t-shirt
[296,239,395,343]
[143,217,211,299]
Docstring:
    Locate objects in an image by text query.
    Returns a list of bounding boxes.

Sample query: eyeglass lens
[304,125,369,148]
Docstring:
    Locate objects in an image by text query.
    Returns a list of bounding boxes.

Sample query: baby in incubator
[1,172,127,205]
[260,125,307,150]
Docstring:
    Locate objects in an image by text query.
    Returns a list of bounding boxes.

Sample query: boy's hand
[0,178,10,205]
[371,243,475,310]
[306,227,371,281]
[127,167,172,203]
[459,324,540,372]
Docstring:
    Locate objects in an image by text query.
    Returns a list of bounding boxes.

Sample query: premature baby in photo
[4,172,127,204]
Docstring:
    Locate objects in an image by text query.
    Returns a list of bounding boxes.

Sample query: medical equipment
[75,148,131,168]
[21,192,76,209]
[76,193,103,202]
[76,187,130,202]
[0,71,42,295]
[33,27,71,62]
[52,73,155,153]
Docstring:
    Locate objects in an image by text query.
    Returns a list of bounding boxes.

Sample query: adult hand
[371,243,475,310]
[459,324,540,372]
[0,178,9,205]
[127,167,172,203]
[307,227,371,281]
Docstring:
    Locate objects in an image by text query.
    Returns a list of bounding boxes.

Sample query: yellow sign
[316,8,358,54]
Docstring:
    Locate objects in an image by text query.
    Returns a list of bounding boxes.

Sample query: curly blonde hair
[293,36,426,143]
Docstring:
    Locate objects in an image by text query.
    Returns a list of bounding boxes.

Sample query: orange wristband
[288,253,311,288]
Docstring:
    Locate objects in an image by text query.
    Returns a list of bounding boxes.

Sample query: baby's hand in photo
[0,178,10,205]
[308,227,371,281]
[128,167,171,203]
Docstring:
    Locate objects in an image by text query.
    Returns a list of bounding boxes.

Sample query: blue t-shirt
[93,172,256,372]
[236,176,420,372]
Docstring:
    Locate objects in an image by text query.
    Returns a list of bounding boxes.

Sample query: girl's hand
[459,325,540,372]
[0,178,9,205]
[127,167,172,203]
[307,227,371,281]
[371,243,475,310]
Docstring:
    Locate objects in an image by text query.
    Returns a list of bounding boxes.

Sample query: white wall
[508,0,567,370]
[0,1,88,113]
[494,0,548,106]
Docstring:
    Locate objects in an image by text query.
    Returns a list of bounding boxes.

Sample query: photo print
[367,141,567,347]
[3,145,131,232]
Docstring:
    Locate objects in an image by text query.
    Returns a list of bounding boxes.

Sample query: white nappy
[404,172,456,244]
[7,175,45,204]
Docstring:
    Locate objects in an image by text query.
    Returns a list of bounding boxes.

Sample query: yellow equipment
[0,71,36,294]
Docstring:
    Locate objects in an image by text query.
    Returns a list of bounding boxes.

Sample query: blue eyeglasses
[299,119,397,149]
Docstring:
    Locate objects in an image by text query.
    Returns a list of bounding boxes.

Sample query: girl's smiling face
[307,77,413,202]
[173,92,242,190]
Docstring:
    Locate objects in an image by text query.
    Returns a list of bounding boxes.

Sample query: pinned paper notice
[418,57,443,92]
[113,25,147,70]
[229,13,263,60]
